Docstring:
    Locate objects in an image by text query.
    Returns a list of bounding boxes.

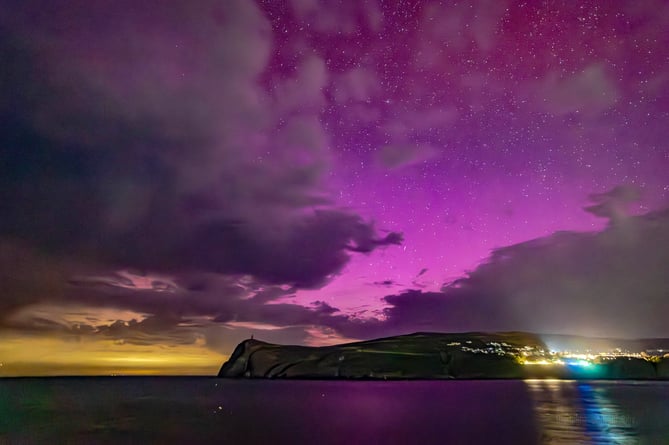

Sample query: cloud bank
[365,198,669,339]
[0,0,401,295]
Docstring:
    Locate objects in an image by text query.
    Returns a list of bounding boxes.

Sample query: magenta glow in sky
[265,0,669,315]
[1,0,669,368]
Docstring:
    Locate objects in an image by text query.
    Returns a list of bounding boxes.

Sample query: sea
[1,378,668,444]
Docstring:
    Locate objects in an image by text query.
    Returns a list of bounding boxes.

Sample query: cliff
[218,332,543,379]
[218,332,669,380]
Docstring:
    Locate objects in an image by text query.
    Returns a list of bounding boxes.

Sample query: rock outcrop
[597,357,657,379]
[655,358,669,378]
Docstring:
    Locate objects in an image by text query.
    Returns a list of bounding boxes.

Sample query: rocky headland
[218,332,669,380]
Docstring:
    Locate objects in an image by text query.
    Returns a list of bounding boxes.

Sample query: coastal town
[454,339,669,367]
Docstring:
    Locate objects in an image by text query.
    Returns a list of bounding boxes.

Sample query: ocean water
[1,378,668,444]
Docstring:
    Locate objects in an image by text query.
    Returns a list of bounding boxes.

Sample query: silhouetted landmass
[218,332,669,380]
[219,332,534,379]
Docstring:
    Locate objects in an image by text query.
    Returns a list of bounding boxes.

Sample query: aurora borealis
[1,0,668,375]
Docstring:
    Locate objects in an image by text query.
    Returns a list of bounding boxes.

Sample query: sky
[1,0,668,375]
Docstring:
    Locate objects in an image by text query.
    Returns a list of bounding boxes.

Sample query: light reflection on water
[525,380,668,445]
[1,378,668,444]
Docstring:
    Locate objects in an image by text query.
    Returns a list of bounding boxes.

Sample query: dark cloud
[248,286,295,304]
[96,314,204,346]
[0,248,351,348]
[5,196,668,348]
[5,308,204,346]
[0,241,71,314]
[584,184,642,224]
[373,280,396,287]
[345,228,403,254]
[0,0,402,324]
[364,203,669,339]
[182,210,402,287]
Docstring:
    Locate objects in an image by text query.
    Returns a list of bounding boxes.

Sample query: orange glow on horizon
[0,335,227,376]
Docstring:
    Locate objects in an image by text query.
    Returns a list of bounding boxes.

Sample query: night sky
[1,0,668,375]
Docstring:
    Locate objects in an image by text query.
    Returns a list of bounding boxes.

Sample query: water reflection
[525,380,639,444]
[2,378,667,444]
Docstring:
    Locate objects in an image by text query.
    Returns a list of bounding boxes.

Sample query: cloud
[372,280,396,287]
[0,241,71,315]
[96,314,205,346]
[302,326,359,346]
[0,0,401,311]
[0,260,345,348]
[3,302,203,346]
[377,143,441,170]
[584,184,642,224]
[416,0,509,60]
[368,201,669,339]
[535,64,620,117]
[274,55,328,113]
[6,189,668,347]
[289,0,383,35]
[376,107,455,171]
[332,68,382,104]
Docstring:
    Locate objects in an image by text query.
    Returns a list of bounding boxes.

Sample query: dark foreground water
[1,378,668,444]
